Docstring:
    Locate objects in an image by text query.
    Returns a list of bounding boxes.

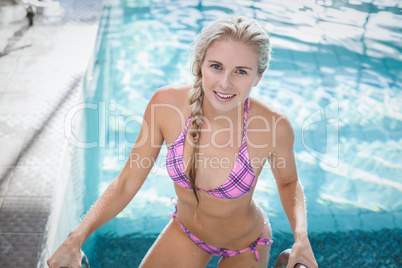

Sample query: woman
[48,16,318,268]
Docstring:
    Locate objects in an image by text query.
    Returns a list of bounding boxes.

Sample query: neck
[201,96,245,129]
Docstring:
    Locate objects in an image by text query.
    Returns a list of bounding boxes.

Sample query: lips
[213,90,236,101]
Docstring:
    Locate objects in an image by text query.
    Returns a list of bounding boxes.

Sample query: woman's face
[201,38,262,113]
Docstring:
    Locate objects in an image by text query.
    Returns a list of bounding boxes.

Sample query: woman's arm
[47,91,165,268]
[269,116,318,268]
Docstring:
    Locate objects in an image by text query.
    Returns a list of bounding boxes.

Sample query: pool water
[79,0,402,267]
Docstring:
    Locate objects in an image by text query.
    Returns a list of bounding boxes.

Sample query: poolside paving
[0,0,101,267]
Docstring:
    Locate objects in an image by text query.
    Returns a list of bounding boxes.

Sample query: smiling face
[201,38,263,114]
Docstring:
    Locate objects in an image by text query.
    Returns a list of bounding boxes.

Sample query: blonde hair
[186,16,271,204]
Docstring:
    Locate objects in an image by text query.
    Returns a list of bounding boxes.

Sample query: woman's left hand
[287,238,318,268]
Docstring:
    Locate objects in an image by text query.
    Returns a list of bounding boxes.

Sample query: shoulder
[249,97,293,132]
[146,85,192,143]
[150,84,191,106]
[248,97,294,150]
[146,84,191,119]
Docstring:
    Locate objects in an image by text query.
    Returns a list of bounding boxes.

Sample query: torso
[158,85,276,249]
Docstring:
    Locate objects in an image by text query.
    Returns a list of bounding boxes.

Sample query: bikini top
[166,98,256,199]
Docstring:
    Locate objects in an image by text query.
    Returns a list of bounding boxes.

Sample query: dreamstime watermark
[64,100,339,168]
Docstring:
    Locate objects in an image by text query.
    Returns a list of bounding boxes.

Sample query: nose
[219,72,232,90]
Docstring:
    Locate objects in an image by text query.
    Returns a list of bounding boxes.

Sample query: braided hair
[186,16,271,204]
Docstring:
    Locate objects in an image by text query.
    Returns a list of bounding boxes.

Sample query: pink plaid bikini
[166,98,256,199]
[166,98,273,262]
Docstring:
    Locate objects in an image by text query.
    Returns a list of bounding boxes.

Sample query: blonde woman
[48,16,318,268]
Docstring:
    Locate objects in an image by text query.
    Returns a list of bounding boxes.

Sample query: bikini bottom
[169,204,273,262]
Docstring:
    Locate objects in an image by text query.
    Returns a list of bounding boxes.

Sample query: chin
[212,99,243,113]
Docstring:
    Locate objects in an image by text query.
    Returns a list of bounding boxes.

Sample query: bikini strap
[169,197,178,218]
[180,116,192,139]
[250,213,272,262]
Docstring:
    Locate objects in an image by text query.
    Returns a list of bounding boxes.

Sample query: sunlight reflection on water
[86,0,402,234]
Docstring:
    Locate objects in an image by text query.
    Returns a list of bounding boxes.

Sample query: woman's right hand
[47,238,82,268]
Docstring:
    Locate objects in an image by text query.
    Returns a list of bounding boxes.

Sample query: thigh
[139,218,212,268]
[217,243,271,268]
[218,221,272,268]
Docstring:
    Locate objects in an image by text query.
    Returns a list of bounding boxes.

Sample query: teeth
[216,92,235,98]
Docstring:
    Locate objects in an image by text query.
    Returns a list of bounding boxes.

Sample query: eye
[237,69,247,75]
[211,64,222,70]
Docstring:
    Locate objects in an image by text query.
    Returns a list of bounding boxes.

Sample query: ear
[253,73,263,87]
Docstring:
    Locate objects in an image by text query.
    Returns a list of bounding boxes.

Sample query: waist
[174,193,269,249]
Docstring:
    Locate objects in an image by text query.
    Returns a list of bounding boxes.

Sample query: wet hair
[186,16,271,204]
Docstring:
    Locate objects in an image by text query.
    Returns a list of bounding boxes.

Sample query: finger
[286,261,295,268]
[287,255,297,268]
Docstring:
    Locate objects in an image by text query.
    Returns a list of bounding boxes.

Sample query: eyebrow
[207,60,253,70]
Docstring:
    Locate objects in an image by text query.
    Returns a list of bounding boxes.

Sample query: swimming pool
[73,0,401,267]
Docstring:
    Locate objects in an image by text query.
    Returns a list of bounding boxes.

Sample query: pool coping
[0,0,102,267]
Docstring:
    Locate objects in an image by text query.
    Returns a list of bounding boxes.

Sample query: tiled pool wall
[38,140,86,267]
[37,5,109,268]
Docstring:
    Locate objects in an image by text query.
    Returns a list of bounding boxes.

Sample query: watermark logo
[301,100,339,167]
[64,102,144,151]
[64,100,339,170]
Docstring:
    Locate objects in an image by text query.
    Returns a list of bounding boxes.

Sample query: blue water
[80,0,402,266]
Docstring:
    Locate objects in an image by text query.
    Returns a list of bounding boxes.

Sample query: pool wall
[37,3,109,267]
[37,139,87,268]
